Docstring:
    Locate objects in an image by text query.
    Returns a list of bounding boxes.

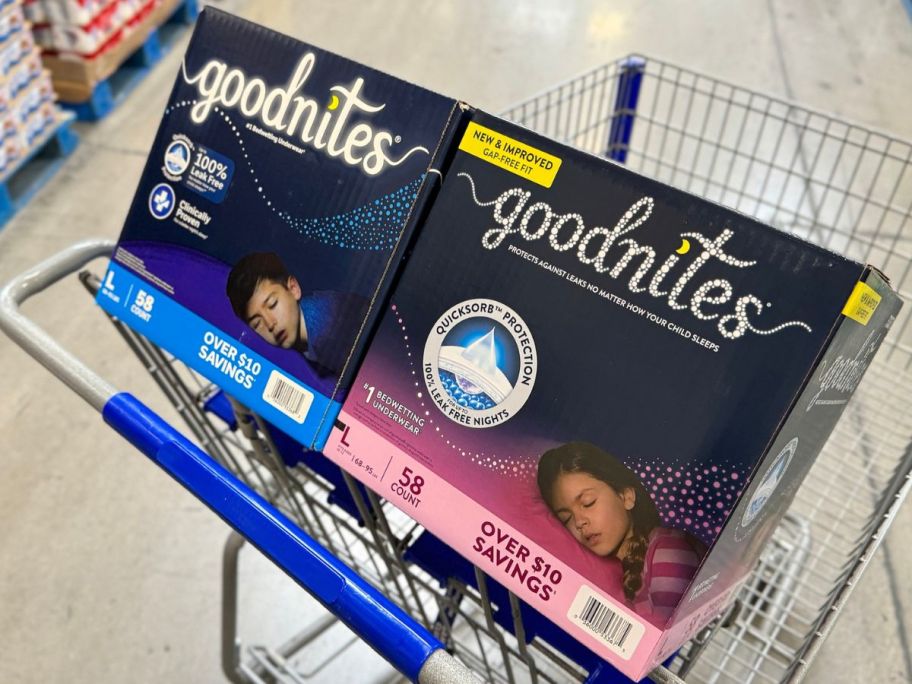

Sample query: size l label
[841,280,881,325]
[458,122,562,188]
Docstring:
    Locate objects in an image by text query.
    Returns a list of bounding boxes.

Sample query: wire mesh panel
[502,54,912,684]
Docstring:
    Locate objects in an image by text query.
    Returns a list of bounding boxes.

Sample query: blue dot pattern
[439,370,497,410]
[278,176,424,251]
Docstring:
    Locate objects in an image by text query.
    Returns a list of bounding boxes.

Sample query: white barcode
[263,370,313,424]
[568,585,644,658]
[579,596,634,647]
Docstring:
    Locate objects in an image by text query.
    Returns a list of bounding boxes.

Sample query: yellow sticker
[458,122,562,188]
[841,281,881,325]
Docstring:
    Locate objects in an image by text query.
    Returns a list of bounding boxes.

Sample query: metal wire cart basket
[2,55,911,684]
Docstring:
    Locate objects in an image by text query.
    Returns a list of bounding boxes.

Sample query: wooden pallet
[0,114,79,229]
[52,0,199,122]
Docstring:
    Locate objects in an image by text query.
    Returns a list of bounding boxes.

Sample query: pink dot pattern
[636,463,746,541]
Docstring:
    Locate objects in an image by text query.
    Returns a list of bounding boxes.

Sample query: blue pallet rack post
[605,57,646,164]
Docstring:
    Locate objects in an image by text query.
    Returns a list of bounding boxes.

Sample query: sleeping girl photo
[537,441,707,624]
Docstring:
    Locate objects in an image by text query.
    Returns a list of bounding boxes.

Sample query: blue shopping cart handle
[0,242,472,684]
[103,391,463,683]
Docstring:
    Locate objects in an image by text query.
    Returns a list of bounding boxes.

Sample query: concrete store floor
[1,0,911,682]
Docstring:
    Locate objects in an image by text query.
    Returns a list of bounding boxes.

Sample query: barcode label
[263,370,313,424]
[568,585,645,659]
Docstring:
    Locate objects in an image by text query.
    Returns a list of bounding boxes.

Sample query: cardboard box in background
[324,111,902,680]
[40,0,183,102]
[96,8,467,449]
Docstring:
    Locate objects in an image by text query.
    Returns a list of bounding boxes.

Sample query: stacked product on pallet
[24,0,184,105]
[0,0,62,178]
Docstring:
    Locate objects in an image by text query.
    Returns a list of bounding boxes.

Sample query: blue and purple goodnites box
[97,9,466,448]
[324,111,902,679]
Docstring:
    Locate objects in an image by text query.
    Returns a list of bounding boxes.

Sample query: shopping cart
[2,54,911,684]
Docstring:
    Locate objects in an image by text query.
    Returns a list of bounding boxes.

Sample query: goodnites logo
[181,54,430,176]
[459,172,814,342]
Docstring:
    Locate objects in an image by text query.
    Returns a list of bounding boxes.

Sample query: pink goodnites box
[323,111,902,680]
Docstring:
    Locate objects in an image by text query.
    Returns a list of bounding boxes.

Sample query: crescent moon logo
[676,238,691,255]
[327,94,340,111]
